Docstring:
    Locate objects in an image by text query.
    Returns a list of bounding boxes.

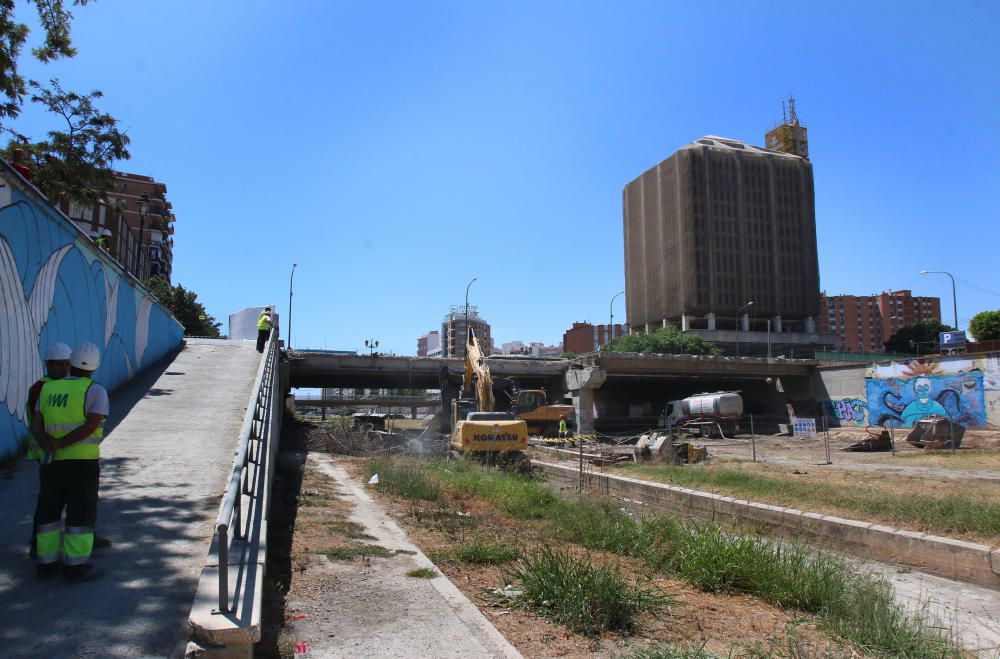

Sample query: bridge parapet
[188,329,282,653]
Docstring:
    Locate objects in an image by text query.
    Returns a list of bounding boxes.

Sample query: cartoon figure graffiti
[899,377,948,426]
[866,360,987,428]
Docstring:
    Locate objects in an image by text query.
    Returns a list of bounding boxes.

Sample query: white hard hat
[44,342,72,361]
[71,342,101,371]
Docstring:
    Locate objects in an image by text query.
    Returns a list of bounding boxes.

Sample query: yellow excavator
[450,329,529,454]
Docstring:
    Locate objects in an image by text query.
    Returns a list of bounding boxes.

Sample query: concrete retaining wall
[535,460,1000,589]
[0,165,184,458]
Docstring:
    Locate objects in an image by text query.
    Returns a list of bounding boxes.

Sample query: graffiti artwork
[828,398,867,425]
[866,360,987,428]
[0,176,183,457]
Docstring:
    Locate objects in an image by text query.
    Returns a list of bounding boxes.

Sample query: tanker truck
[665,392,743,437]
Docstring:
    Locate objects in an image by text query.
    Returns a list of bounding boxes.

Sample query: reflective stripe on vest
[40,377,103,460]
[25,376,52,460]
[257,312,271,330]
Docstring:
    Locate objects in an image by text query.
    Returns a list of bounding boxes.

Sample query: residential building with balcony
[441,306,492,358]
[61,171,176,282]
[818,290,942,352]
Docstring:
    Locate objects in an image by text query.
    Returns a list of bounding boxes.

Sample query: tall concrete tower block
[622,135,821,336]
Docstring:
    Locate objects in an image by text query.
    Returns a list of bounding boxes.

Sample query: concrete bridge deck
[0,339,260,658]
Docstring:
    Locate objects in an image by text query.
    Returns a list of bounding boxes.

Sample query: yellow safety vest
[257,312,272,331]
[25,376,52,461]
[39,377,105,460]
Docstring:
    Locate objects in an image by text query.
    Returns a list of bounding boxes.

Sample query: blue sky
[12,0,1000,353]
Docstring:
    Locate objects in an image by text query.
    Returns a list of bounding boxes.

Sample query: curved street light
[609,290,625,346]
[736,300,754,357]
[919,270,958,330]
[288,263,298,350]
[464,277,478,352]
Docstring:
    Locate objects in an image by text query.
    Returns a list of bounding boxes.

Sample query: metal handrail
[214,327,278,612]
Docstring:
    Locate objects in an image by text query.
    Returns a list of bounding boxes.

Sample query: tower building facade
[622,133,833,355]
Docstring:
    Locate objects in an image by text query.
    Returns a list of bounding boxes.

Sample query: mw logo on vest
[46,393,70,408]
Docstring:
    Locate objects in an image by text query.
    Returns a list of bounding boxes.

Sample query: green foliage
[3,79,129,203]
[560,351,576,359]
[620,464,1000,539]
[503,545,667,635]
[324,544,393,560]
[405,567,438,578]
[144,275,222,338]
[377,459,961,656]
[883,318,953,355]
[0,0,91,124]
[431,539,520,565]
[602,325,721,356]
[365,457,441,502]
[969,310,1000,341]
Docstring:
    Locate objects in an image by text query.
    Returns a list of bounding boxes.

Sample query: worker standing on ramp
[31,342,109,583]
[256,306,273,353]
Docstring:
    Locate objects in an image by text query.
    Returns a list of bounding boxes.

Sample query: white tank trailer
[667,392,743,422]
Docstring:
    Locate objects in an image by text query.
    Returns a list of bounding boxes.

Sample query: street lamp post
[736,301,755,357]
[464,277,477,354]
[136,194,149,279]
[288,263,298,350]
[609,290,624,347]
[365,339,379,357]
[919,270,958,330]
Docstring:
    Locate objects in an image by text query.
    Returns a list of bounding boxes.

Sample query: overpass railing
[214,327,279,613]
[188,328,282,649]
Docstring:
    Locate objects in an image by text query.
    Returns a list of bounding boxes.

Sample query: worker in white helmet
[25,342,72,559]
[31,342,110,583]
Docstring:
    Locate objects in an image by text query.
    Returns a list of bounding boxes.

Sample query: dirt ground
[343,459,859,658]
[266,421,864,657]
[704,426,1000,476]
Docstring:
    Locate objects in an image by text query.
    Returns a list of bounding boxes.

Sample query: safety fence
[570,413,932,467]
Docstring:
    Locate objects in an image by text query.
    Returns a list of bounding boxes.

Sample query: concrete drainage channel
[533,460,1000,591]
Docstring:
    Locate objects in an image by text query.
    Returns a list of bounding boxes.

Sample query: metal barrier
[214,328,278,613]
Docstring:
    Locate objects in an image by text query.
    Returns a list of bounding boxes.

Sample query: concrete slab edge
[534,460,1000,590]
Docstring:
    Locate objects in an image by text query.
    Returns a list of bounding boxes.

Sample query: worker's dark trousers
[29,462,51,555]
[256,329,268,352]
[35,460,99,575]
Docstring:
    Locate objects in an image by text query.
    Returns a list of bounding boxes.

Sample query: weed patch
[503,546,667,636]
[366,457,441,502]
[405,567,438,578]
[324,544,394,560]
[431,539,520,565]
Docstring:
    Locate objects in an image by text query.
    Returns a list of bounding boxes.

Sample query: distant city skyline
[8,1,997,354]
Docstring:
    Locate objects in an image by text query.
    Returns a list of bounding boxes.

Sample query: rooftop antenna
[781,99,788,124]
[788,96,798,125]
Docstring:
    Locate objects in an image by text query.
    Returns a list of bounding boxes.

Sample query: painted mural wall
[818,355,1000,429]
[0,169,184,459]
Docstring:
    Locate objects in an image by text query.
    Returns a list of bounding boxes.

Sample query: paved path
[286,454,522,658]
[873,563,1000,657]
[0,339,260,658]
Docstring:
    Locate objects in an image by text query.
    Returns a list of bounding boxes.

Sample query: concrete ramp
[0,339,260,657]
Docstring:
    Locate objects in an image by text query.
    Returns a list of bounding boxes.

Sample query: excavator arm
[463,328,495,412]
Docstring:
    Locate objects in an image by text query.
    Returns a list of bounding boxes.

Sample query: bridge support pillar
[321,406,326,421]
[565,367,606,436]
[411,406,417,419]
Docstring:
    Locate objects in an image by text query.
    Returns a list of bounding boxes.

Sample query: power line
[957,277,1000,298]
